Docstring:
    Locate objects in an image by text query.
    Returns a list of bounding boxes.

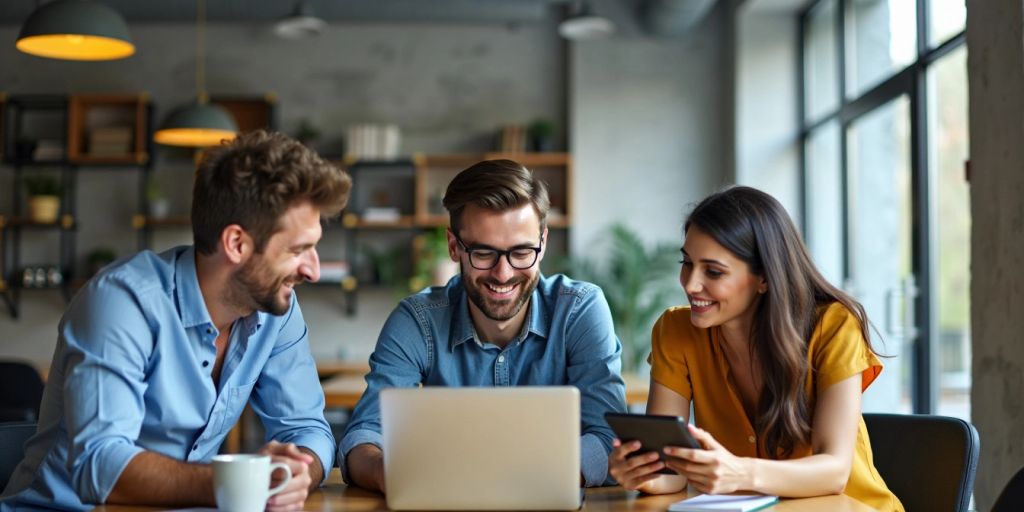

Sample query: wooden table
[316,359,370,380]
[322,371,652,409]
[95,469,876,511]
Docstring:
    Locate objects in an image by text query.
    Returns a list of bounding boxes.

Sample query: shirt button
[748,435,756,443]
[497,355,505,363]
[206,328,213,334]
[202,360,209,368]
[192,443,198,451]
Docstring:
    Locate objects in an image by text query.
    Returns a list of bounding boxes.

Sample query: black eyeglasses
[453,233,544,270]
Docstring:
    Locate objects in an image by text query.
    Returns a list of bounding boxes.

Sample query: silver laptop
[380,386,582,510]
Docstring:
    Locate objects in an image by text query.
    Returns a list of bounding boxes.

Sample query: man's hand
[259,441,315,512]
[347,443,386,493]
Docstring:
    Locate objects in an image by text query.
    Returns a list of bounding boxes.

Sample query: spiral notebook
[669,493,779,512]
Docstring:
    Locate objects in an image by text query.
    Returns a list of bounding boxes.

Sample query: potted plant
[571,224,680,373]
[87,248,117,277]
[295,118,321,149]
[146,178,170,220]
[527,119,555,152]
[409,227,458,292]
[23,174,61,223]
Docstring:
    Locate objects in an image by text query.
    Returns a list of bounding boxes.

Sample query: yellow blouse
[649,302,904,511]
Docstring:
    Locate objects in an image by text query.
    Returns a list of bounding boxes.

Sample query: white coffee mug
[212,454,292,512]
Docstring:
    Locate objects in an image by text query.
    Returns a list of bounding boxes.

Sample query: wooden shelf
[416,215,449,228]
[69,154,149,166]
[418,152,570,168]
[342,213,416,229]
[547,216,570,229]
[2,159,68,166]
[414,152,573,226]
[132,215,190,229]
[211,94,277,133]
[341,157,417,169]
[1,215,75,229]
[67,93,150,165]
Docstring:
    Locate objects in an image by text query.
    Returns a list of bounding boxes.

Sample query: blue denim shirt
[0,246,335,511]
[339,274,626,487]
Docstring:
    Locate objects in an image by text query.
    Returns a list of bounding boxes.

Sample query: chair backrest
[0,422,36,490]
[992,465,1024,512]
[0,361,44,422]
[863,413,979,512]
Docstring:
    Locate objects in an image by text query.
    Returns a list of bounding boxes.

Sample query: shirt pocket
[216,379,257,435]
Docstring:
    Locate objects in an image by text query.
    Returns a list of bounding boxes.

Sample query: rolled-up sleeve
[61,279,152,504]
[565,285,627,486]
[251,297,336,484]
[338,302,428,483]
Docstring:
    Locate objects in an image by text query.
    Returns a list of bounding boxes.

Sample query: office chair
[0,422,36,490]
[0,361,44,423]
[992,465,1024,512]
[863,413,979,512]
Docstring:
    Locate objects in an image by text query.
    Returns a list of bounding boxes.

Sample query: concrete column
[967,0,1024,508]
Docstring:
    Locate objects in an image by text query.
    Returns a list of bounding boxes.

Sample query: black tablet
[604,413,702,475]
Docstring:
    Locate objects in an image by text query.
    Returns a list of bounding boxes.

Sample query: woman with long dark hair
[608,186,903,511]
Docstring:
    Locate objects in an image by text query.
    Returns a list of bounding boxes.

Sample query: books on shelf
[499,124,527,153]
[668,494,779,512]
[32,139,65,161]
[88,126,133,155]
[345,123,401,161]
[362,207,401,223]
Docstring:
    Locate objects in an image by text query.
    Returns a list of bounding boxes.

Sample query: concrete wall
[570,0,728,253]
[733,3,800,223]
[0,14,728,367]
[966,0,1024,507]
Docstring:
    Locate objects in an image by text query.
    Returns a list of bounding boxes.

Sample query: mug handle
[267,462,293,496]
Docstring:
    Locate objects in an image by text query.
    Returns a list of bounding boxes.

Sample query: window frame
[797,0,966,414]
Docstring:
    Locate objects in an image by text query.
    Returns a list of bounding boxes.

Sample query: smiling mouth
[485,282,518,296]
[690,297,716,308]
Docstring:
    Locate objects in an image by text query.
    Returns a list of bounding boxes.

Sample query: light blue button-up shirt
[0,246,335,511]
[338,274,627,487]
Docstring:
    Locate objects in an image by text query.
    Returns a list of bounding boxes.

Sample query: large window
[799,0,968,417]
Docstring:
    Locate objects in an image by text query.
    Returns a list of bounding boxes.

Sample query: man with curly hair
[1,131,351,511]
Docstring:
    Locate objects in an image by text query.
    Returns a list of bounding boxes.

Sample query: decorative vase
[28,195,60,223]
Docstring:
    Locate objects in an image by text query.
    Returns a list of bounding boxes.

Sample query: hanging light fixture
[153,0,237,147]
[558,0,616,41]
[16,0,135,61]
[274,0,326,39]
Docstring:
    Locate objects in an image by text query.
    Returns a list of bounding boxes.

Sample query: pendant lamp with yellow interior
[16,0,135,61]
[153,0,237,147]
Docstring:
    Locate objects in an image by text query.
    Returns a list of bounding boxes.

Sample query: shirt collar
[174,246,264,334]
[449,276,551,350]
[174,246,214,329]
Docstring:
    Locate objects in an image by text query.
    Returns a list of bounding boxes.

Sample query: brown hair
[685,186,879,458]
[192,130,351,255]
[442,159,550,234]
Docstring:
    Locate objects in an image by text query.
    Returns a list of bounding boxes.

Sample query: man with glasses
[340,159,627,492]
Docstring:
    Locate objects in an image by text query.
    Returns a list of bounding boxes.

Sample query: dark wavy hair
[685,186,878,458]
[192,130,351,255]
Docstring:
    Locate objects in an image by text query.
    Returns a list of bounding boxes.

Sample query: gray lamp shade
[153,103,239,147]
[558,1,615,40]
[16,0,135,61]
